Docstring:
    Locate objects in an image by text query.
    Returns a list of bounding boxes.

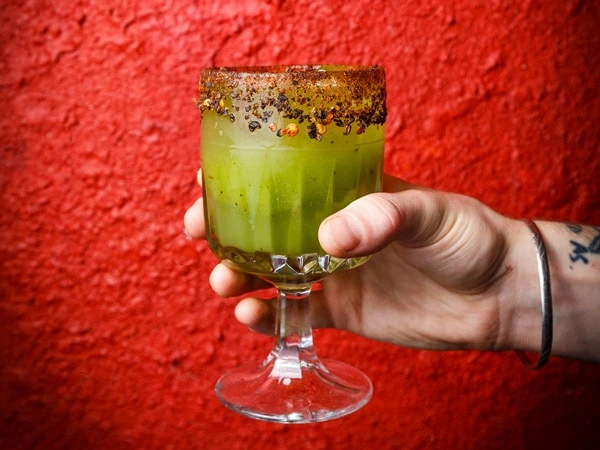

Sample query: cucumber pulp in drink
[202,115,383,255]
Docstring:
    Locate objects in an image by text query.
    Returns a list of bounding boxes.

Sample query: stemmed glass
[197,65,386,423]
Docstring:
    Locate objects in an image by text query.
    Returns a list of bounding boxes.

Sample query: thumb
[318,189,447,257]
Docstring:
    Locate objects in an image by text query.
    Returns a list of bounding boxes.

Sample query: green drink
[199,66,385,286]
[197,65,386,423]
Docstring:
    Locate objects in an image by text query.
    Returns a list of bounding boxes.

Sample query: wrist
[495,219,546,354]
[498,220,600,362]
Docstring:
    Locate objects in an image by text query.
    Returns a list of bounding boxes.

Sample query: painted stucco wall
[1,0,599,449]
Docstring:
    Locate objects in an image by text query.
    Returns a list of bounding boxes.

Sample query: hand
[185,173,518,352]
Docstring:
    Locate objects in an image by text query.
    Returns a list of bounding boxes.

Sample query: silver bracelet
[515,219,553,369]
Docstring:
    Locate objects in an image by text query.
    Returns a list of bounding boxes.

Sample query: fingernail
[323,215,362,252]
[183,227,193,240]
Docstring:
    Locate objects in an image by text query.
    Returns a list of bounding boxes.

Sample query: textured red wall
[1,0,599,449]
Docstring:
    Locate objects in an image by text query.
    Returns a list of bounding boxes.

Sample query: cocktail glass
[197,65,386,423]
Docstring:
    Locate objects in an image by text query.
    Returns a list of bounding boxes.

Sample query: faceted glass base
[215,355,373,424]
[212,245,370,289]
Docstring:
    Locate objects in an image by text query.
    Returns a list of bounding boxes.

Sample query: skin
[185,172,600,363]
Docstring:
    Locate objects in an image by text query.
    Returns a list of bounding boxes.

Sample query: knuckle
[346,193,404,242]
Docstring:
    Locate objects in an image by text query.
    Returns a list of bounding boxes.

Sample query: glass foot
[215,356,373,423]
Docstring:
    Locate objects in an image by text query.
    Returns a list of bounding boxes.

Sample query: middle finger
[209,263,271,297]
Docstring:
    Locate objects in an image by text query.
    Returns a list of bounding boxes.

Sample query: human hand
[185,172,519,352]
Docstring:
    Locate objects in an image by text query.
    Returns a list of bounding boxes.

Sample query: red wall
[2,0,599,449]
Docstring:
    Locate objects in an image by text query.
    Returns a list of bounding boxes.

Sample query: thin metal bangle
[515,219,553,369]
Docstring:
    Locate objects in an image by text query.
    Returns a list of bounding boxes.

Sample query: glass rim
[201,64,383,75]
[198,65,385,89]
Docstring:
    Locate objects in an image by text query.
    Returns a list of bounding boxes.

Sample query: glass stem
[268,286,319,380]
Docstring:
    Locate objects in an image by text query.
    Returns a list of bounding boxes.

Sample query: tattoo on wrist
[567,224,584,234]
[566,224,600,265]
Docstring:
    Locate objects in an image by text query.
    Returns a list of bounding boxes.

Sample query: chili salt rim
[197,65,386,141]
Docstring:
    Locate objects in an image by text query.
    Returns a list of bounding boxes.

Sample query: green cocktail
[199,65,385,287]
[197,65,386,423]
